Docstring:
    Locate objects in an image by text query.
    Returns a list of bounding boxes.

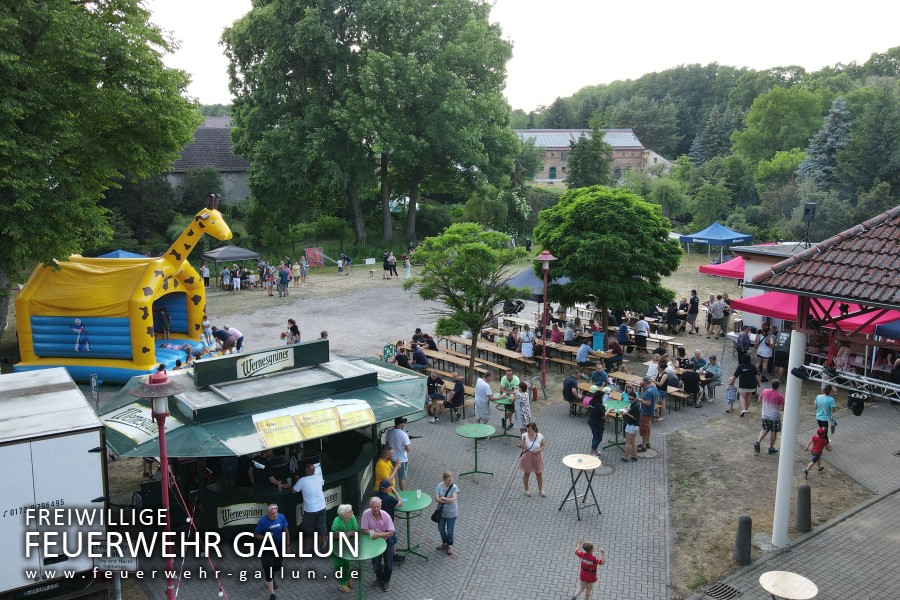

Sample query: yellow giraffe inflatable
[127,193,234,353]
[15,195,233,382]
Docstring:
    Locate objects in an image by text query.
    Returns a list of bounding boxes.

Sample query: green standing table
[456,423,496,477]
[395,490,433,560]
[332,534,386,600]
[490,395,518,439]
[602,399,630,451]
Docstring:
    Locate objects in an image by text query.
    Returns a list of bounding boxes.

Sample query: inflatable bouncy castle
[14,195,232,382]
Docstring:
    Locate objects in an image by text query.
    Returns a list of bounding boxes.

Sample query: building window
[549,166,557,179]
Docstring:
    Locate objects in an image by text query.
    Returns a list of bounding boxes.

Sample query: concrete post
[795,484,811,533]
[733,514,752,565]
[772,330,808,548]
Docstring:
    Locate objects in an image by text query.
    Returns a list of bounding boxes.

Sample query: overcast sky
[145,0,899,112]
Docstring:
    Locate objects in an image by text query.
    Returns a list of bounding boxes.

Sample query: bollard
[733,514,752,565]
[795,484,811,533]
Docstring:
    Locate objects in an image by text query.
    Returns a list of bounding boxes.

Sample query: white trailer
[0,368,108,600]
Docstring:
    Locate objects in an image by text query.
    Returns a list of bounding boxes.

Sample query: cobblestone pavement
[129,328,900,600]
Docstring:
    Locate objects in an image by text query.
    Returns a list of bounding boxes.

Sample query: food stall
[101,339,425,536]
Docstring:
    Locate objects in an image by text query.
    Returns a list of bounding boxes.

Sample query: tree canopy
[533,187,681,320]
[0,0,200,334]
[404,222,525,383]
[565,123,614,189]
[224,0,515,243]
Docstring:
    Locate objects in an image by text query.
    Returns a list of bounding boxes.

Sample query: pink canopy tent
[730,292,798,322]
[730,292,900,334]
[698,256,745,279]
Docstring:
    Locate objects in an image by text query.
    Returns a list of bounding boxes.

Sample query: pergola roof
[747,205,900,311]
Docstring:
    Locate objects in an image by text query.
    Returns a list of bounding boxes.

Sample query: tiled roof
[748,205,900,310]
[171,117,250,173]
[514,129,645,150]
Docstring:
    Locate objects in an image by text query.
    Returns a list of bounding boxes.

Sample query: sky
[145,0,899,112]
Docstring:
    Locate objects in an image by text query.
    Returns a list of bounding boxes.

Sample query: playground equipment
[14,195,232,382]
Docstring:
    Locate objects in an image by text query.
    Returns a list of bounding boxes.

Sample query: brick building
[514,128,650,181]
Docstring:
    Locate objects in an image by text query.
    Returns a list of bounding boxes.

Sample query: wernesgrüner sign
[237,348,293,379]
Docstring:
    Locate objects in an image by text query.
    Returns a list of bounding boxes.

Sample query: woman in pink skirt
[519,422,546,497]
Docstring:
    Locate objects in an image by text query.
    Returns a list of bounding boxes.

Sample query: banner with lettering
[252,399,375,448]
[102,403,184,445]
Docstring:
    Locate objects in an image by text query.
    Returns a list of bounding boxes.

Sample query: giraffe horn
[207,194,216,210]
[213,194,221,210]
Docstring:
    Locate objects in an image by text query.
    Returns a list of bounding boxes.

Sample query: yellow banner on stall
[252,399,378,449]
[253,413,306,447]
[334,400,376,430]
[293,405,341,439]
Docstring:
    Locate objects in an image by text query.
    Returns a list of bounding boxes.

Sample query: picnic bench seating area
[426,367,476,422]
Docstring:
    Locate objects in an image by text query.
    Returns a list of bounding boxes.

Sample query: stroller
[502,299,525,316]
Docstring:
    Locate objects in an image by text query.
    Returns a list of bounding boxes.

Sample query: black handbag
[430,504,443,523]
[431,484,455,522]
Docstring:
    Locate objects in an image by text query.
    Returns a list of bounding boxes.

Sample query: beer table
[395,490,433,560]
[558,453,603,521]
[758,570,818,600]
[456,423,496,477]
[332,534,386,600]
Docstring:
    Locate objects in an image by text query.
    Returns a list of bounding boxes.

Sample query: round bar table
[489,395,517,439]
[759,571,818,600]
[395,490,433,560]
[332,534,386,600]
[602,399,630,451]
[558,453,603,521]
[456,423,496,477]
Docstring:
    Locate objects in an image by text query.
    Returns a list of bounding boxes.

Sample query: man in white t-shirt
[291,463,327,553]
[384,417,411,490]
[474,372,494,424]
[634,316,650,356]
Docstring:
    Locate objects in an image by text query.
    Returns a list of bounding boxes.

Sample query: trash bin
[592,332,605,351]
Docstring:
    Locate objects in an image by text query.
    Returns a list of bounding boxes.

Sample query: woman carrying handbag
[519,422,546,497]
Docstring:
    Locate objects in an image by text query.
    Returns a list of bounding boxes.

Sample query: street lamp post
[535,250,557,387]
[129,371,185,600]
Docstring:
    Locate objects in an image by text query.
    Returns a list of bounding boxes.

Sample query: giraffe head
[193,194,233,242]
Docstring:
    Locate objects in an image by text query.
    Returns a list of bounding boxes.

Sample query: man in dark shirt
[681,363,703,407]
[374,479,405,563]
[606,340,624,371]
[686,290,700,334]
[442,371,465,420]
[411,345,429,371]
[393,350,412,370]
[211,326,236,354]
[563,369,583,416]
[249,450,287,490]
[412,328,424,346]
[426,371,446,422]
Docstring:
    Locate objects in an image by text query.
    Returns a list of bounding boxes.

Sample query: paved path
[124,317,900,600]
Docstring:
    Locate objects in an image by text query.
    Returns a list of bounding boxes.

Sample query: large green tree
[102,175,176,245]
[797,97,850,192]
[404,223,525,383]
[605,96,681,157]
[731,86,829,165]
[565,124,614,189]
[224,0,372,243]
[176,166,225,214]
[0,0,199,336]
[533,187,681,333]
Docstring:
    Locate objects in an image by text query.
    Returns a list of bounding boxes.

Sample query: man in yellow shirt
[373,445,400,491]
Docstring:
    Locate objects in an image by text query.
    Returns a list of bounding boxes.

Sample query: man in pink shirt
[360,496,396,592]
[754,379,785,454]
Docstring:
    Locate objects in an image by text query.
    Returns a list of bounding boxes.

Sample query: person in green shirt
[499,369,520,430]
[331,504,358,593]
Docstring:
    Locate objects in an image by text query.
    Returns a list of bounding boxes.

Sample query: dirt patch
[667,409,872,599]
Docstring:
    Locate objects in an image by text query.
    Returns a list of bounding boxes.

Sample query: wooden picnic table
[423,349,488,376]
[443,336,533,372]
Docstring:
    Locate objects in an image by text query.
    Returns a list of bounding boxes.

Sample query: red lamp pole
[130,372,183,600]
[536,251,557,387]
[152,400,177,600]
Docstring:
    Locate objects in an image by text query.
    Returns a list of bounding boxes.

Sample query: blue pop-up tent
[679,221,753,262]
